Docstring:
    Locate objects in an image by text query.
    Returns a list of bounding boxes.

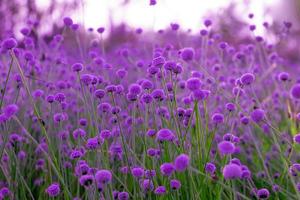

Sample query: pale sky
[36,0,279,36]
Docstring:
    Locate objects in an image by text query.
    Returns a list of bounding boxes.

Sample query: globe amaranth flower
[170,179,181,190]
[251,109,265,123]
[140,179,154,191]
[72,62,83,72]
[2,38,17,50]
[95,169,112,184]
[218,141,235,155]
[131,167,144,178]
[291,84,300,99]
[86,137,101,150]
[180,47,195,61]
[294,134,300,144]
[46,183,60,197]
[278,72,289,81]
[205,162,216,175]
[156,129,175,142]
[222,164,242,180]
[118,191,129,200]
[212,113,224,124]
[186,77,201,91]
[79,175,94,187]
[128,83,142,96]
[3,104,19,118]
[154,186,166,195]
[240,73,255,85]
[63,17,73,26]
[257,188,270,199]
[174,154,190,172]
[160,163,175,176]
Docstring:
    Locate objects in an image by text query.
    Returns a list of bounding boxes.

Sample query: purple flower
[3,104,19,118]
[186,77,201,91]
[140,179,154,191]
[79,175,94,187]
[46,183,60,197]
[205,162,216,174]
[118,191,129,200]
[251,109,265,123]
[156,129,175,142]
[218,141,235,155]
[240,73,255,85]
[170,179,181,190]
[180,47,195,61]
[154,186,166,195]
[222,164,242,180]
[257,188,270,199]
[160,163,175,176]
[95,170,112,184]
[291,84,300,99]
[131,167,144,178]
[174,154,190,172]
[2,38,17,50]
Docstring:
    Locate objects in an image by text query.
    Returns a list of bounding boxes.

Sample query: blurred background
[1,0,299,38]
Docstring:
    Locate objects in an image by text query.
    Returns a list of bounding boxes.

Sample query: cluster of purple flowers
[0,4,300,199]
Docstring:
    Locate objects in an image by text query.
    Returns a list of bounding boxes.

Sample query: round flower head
[160,163,175,176]
[118,191,129,200]
[278,72,289,81]
[240,73,255,85]
[225,103,236,112]
[131,167,144,178]
[140,179,154,191]
[257,188,270,199]
[0,187,10,198]
[174,154,190,172]
[128,83,142,95]
[170,179,181,190]
[3,104,19,118]
[2,38,17,50]
[180,47,195,61]
[95,169,112,184]
[86,137,100,150]
[222,164,242,180]
[152,56,165,68]
[79,175,94,187]
[212,113,224,124]
[156,129,175,142]
[294,134,300,144]
[63,17,73,26]
[97,27,105,34]
[154,186,166,195]
[251,109,265,123]
[218,141,235,155]
[291,84,300,99]
[205,162,216,174]
[46,183,60,197]
[186,77,201,91]
[72,63,83,72]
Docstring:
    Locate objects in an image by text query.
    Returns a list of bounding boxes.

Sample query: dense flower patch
[0,10,299,200]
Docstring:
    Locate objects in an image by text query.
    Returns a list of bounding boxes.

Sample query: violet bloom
[45,183,60,197]
[222,164,242,180]
[118,191,129,200]
[251,109,265,123]
[174,154,190,172]
[154,186,166,195]
[156,129,175,142]
[160,163,175,176]
[170,179,181,190]
[218,141,235,155]
[95,170,112,184]
[291,84,300,99]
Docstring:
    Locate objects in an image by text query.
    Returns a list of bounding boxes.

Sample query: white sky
[36,0,280,35]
